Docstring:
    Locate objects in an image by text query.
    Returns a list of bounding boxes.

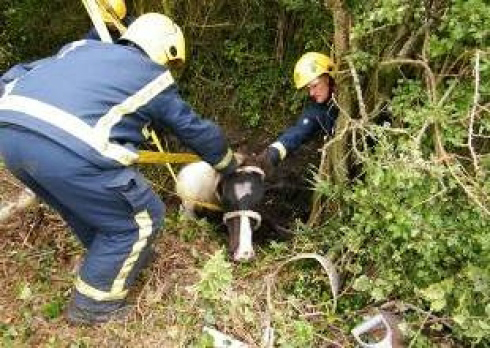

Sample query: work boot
[65,299,132,326]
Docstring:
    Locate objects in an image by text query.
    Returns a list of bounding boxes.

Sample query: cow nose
[233,248,255,262]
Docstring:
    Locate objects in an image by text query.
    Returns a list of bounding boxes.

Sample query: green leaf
[352,275,371,292]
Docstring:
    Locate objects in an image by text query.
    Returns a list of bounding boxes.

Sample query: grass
[0,205,346,347]
[1,176,469,347]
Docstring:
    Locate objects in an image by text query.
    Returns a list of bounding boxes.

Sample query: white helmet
[121,13,185,65]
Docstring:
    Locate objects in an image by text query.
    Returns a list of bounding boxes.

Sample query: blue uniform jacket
[0,40,234,171]
[270,100,339,162]
[1,57,52,87]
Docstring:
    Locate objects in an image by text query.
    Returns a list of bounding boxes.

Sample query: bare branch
[415,119,432,146]
[398,23,428,58]
[448,163,490,216]
[468,50,481,175]
[437,78,459,107]
[347,57,368,121]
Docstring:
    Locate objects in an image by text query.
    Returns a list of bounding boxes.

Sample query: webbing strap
[137,150,200,164]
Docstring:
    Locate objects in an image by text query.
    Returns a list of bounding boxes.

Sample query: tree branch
[347,57,368,121]
[468,50,481,176]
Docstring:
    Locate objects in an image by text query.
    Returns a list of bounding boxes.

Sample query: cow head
[219,160,265,262]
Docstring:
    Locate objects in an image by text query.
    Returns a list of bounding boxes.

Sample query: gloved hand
[218,151,240,178]
[257,146,280,177]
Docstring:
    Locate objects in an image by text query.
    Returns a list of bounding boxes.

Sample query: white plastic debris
[202,326,249,348]
[0,187,38,223]
[351,313,394,348]
[261,326,274,348]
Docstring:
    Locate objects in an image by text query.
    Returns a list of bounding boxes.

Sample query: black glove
[257,146,280,177]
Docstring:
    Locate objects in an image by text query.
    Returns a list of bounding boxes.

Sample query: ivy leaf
[430,299,447,312]
[352,275,371,292]
[453,314,468,327]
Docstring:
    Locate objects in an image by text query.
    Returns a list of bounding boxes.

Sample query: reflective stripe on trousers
[0,126,164,307]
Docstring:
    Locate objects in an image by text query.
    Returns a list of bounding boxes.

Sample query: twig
[398,21,429,58]
[468,50,481,175]
[187,22,233,28]
[437,78,459,107]
[408,310,432,348]
[314,333,343,347]
[369,124,411,136]
[433,122,489,215]
[415,119,431,147]
[478,102,490,114]
[347,57,368,121]
[351,127,368,162]
[447,163,490,216]
[413,187,449,207]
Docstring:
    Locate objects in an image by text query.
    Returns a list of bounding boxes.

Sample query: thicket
[1,0,488,346]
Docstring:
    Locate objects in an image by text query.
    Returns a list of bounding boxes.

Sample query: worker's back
[0,40,176,168]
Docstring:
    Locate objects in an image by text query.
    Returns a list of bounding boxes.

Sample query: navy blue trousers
[0,126,164,311]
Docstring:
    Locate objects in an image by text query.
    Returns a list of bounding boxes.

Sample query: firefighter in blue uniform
[0,13,238,324]
[258,52,339,174]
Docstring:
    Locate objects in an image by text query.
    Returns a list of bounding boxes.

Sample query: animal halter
[222,210,262,231]
[221,165,264,230]
[235,166,265,180]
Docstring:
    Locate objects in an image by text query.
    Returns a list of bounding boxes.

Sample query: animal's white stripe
[234,215,254,260]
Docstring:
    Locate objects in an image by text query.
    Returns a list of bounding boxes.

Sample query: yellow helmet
[100,0,127,23]
[293,52,336,89]
[121,13,185,66]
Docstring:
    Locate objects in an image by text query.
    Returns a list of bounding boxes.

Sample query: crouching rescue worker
[258,52,339,175]
[0,13,238,324]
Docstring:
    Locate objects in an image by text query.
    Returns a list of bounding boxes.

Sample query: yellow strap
[137,150,200,164]
[151,181,223,212]
[187,199,222,212]
[95,0,127,34]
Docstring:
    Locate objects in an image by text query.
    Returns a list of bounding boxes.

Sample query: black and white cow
[175,159,265,262]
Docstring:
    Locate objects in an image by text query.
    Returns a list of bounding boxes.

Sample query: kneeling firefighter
[258,52,339,175]
[0,13,238,324]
